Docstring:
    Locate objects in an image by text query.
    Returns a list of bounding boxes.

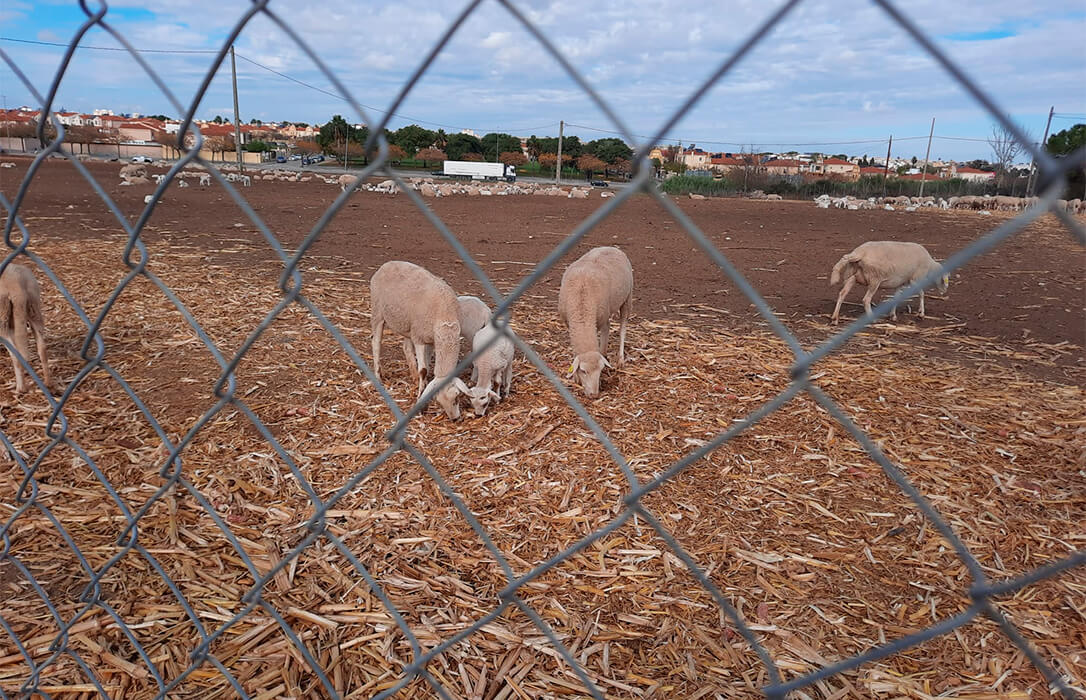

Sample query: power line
[566,121,928,148]
[2,35,557,135]
[0,35,217,54]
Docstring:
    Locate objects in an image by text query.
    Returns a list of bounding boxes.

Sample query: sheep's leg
[862,281,882,318]
[503,361,513,397]
[29,316,50,392]
[617,294,630,368]
[598,321,610,355]
[918,289,925,319]
[371,318,384,383]
[10,304,30,394]
[831,276,855,324]
[413,341,431,397]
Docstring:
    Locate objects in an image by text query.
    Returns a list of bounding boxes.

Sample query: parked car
[131,155,153,163]
[290,154,302,161]
[590,180,609,187]
[276,155,286,163]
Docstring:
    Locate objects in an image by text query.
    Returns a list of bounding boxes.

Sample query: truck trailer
[442,160,517,182]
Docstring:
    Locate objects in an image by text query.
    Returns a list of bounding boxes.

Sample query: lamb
[370,261,468,419]
[829,241,949,324]
[465,322,515,417]
[0,263,52,394]
[557,246,633,398]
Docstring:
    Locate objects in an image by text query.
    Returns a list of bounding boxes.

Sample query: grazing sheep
[557,246,633,398]
[199,174,211,186]
[370,261,468,419]
[466,322,515,417]
[0,263,51,394]
[409,294,492,382]
[339,174,359,192]
[830,241,949,324]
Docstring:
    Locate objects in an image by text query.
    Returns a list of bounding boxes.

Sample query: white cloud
[0,0,1081,159]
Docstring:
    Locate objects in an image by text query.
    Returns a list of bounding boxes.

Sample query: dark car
[590,180,609,187]
[276,155,286,163]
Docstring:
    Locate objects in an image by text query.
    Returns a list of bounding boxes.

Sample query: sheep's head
[421,376,470,420]
[936,273,950,294]
[569,351,611,398]
[468,386,502,417]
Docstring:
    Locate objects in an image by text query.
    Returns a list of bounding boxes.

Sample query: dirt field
[1,158,1083,698]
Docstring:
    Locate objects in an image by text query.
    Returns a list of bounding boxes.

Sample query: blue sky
[2,0,1084,161]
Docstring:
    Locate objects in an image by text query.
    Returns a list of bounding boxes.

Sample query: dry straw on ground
[1,235,1082,699]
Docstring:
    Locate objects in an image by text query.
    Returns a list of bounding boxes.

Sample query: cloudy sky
[2,0,1084,161]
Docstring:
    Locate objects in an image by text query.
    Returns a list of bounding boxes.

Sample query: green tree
[147,114,169,122]
[529,135,582,159]
[391,124,437,158]
[244,140,270,153]
[445,132,483,160]
[249,118,263,125]
[480,133,521,161]
[212,115,224,124]
[584,137,633,164]
[318,114,354,153]
[1046,124,1086,155]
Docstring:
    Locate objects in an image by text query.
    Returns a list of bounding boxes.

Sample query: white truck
[442,160,517,182]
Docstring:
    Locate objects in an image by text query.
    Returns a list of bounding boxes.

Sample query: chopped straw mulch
[1,233,1083,699]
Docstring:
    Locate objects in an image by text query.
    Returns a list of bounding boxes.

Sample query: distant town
[0,105,1027,184]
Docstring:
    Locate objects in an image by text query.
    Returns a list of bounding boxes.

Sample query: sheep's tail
[25,289,43,328]
[829,253,859,286]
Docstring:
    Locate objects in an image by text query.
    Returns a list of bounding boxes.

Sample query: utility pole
[882,134,893,195]
[1025,106,1054,197]
[495,131,499,162]
[230,45,243,172]
[555,120,563,185]
[918,118,935,198]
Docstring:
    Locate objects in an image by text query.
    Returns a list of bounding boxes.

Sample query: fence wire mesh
[1,0,1084,698]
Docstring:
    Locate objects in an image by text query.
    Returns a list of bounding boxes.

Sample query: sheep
[370,261,468,420]
[0,263,51,394]
[466,322,515,417]
[406,294,492,383]
[199,174,211,186]
[177,179,190,188]
[830,241,949,324]
[557,246,633,398]
[339,174,359,192]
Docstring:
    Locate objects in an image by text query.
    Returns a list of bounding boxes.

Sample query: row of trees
[309,116,636,176]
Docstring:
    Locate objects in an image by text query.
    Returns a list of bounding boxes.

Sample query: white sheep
[406,294,491,383]
[370,261,468,419]
[199,174,211,186]
[339,174,359,192]
[830,241,949,324]
[177,179,189,188]
[557,246,633,398]
[0,263,52,394]
[466,322,515,416]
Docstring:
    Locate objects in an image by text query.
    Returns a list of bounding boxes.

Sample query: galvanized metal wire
[1,0,1083,698]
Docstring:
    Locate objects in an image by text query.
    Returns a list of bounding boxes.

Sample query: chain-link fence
[2,0,1084,698]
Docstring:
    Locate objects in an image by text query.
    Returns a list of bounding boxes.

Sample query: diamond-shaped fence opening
[2,0,1084,698]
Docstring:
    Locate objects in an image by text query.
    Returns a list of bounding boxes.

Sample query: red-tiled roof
[823,158,854,166]
[955,166,994,175]
[859,166,887,174]
[763,159,803,167]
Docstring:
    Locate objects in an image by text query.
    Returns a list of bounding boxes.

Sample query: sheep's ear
[567,358,579,377]
[488,389,501,403]
[601,355,613,369]
[452,377,471,395]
